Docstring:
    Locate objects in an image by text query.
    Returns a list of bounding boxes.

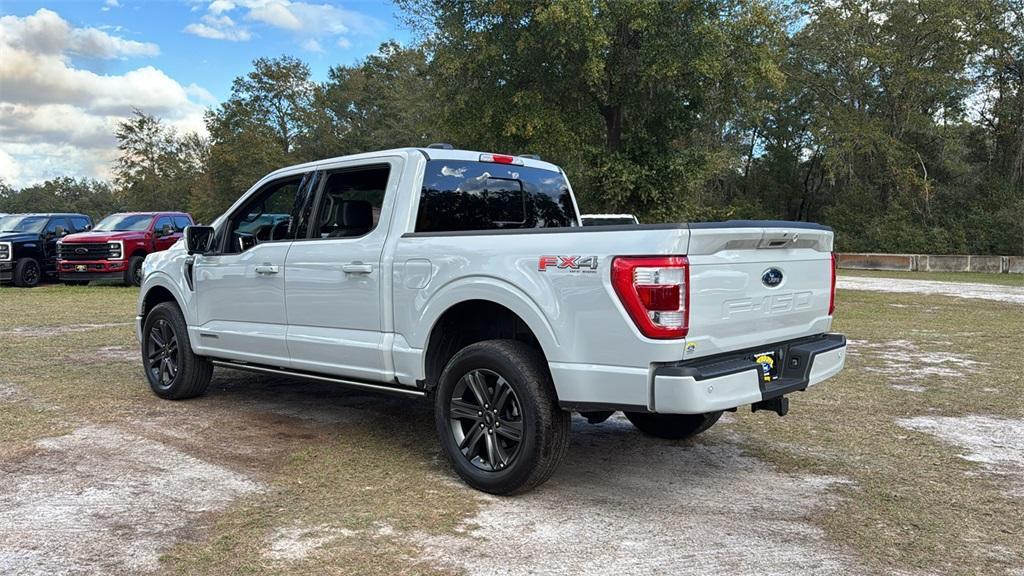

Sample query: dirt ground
[1,278,1022,575]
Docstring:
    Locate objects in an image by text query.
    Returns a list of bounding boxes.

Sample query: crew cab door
[190,172,316,366]
[152,215,180,251]
[43,217,70,273]
[284,159,401,382]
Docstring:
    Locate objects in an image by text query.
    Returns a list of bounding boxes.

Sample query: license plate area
[752,351,779,383]
[75,265,87,272]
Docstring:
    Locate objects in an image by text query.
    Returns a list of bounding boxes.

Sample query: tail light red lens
[612,256,689,339]
[829,252,837,315]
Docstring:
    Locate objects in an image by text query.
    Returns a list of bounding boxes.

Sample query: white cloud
[185,1,381,49]
[301,38,324,52]
[101,0,121,11]
[184,14,252,41]
[0,9,211,188]
[0,9,158,59]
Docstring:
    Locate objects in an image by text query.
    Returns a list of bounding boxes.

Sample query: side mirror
[185,225,215,255]
[54,225,66,237]
[160,224,174,237]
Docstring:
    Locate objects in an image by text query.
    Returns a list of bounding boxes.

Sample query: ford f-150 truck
[58,212,193,286]
[136,146,846,494]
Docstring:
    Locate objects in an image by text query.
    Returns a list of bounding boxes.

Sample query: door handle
[342,262,373,274]
[254,264,279,275]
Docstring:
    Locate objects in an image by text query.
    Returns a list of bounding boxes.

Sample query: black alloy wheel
[129,255,144,286]
[14,258,42,287]
[22,260,40,286]
[435,340,570,495]
[146,318,179,390]
[448,368,524,472]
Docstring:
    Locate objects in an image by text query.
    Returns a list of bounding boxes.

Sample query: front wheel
[13,258,41,287]
[435,340,570,495]
[125,255,145,286]
[142,301,212,399]
[624,411,723,440]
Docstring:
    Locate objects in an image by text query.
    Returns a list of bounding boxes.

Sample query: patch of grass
[0,284,138,329]
[841,268,1024,286]
[161,415,476,576]
[723,289,1024,575]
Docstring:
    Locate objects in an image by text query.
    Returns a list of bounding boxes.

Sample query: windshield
[94,214,153,232]
[0,215,48,234]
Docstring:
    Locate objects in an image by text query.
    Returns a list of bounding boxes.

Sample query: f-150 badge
[538,256,599,272]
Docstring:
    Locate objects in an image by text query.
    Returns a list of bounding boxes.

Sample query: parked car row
[0,211,193,288]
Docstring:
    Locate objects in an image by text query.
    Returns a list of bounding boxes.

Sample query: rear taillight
[828,252,836,315]
[612,256,689,339]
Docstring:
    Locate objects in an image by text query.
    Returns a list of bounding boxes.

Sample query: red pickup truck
[58,212,193,286]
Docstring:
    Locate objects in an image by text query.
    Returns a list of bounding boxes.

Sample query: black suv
[0,213,93,287]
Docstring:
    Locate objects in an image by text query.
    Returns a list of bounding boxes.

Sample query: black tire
[125,255,145,286]
[142,301,212,400]
[13,258,41,287]
[624,410,723,440]
[435,339,570,495]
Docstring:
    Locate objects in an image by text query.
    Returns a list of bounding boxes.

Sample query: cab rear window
[415,160,576,232]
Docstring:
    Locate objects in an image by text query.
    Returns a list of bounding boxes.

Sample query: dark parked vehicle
[57,212,193,286]
[0,213,93,287]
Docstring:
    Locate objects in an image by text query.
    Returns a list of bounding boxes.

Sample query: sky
[0,0,412,188]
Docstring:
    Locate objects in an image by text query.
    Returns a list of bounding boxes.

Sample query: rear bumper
[554,333,846,415]
[651,333,846,414]
[58,259,127,281]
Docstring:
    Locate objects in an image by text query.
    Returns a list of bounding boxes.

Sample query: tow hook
[752,396,789,417]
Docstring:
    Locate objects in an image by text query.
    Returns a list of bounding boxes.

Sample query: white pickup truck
[136,146,846,494]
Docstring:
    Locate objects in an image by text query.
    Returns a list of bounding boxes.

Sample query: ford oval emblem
[762,267,784,288]
[75,247,88,254]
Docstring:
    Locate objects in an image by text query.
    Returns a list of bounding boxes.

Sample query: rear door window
[154,216,173,234]
[173,215,192,231]
[415,160,576,233]
[70,216,91,232]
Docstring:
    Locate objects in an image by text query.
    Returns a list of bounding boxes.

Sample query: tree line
[2,0,1022,255]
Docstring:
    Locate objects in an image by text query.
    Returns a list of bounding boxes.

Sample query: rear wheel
[13,258,41,287]
[435,340,570,495]
[624,411,723,440]
[125,255,145,286]
[142,301,212,399]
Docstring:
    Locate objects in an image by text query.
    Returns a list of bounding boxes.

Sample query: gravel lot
[837,275,1024,304]
[1,280,1022,575]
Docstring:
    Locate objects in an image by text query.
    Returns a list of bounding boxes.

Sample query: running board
[210,360,426,398]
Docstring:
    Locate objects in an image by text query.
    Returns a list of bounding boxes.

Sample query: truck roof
[263,147,563,180]
[7,213,89,218]
[105,211,191,217]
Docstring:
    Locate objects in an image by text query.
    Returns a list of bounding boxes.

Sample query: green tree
[0,177,123,221]
[113,109,208,215]
[204,56,316,220]
[302,42,440,158]
[398,0,787,222]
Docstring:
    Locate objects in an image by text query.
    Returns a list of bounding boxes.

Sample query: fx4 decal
[538,256,599,272]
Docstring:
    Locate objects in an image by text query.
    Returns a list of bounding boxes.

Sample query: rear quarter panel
[391,227,693,383]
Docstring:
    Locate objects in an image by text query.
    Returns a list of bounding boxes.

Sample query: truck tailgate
[684,223,835,359]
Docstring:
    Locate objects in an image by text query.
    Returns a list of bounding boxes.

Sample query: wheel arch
[422,297,554,393]
[140,284,180,320]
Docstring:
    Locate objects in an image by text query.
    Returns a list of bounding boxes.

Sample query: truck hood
[0,232,41,244]
[61,230,147,243]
